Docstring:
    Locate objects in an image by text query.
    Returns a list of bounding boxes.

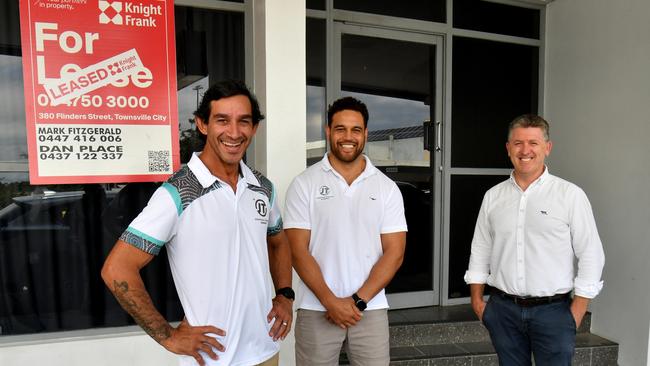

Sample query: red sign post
[19,0,179,184]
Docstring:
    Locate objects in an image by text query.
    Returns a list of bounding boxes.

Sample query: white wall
[545,1,650,365]
[251,0,306,365]
[0,328,176,365]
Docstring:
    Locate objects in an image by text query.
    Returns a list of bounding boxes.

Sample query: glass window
[339,32,436,295]
[307,0,326,11]
[448,174,508,299]
[175,7,245,163]
[451,36,539,169]
[306,18,327,164]
[0,3,244,335]
[453,0,540,39]
[334,0,445,23]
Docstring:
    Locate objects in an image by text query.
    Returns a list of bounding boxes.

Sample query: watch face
[355,299,367,311]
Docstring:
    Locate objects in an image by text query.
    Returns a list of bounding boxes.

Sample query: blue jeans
[482,293,576,366]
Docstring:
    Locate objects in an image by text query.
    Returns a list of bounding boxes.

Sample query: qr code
[148,150,170,172]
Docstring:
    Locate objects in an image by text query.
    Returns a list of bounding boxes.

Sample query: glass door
[333,24,443,308]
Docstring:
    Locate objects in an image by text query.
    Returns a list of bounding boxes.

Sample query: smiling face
[196,94,258,172]
[326,109,367,164]
[506,126,552,187]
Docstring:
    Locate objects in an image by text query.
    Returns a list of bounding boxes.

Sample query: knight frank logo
[99,1,163,27]
[99,1,123,25]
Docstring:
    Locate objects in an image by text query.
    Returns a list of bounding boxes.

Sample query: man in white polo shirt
[102,80,293,366]
[285,96,407,365]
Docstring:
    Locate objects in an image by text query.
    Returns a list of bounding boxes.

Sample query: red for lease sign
[19,0,179,184]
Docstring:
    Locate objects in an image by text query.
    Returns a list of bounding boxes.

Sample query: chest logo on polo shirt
[317,185,334,200]
[319,186,330,195]
[255,199,267,217]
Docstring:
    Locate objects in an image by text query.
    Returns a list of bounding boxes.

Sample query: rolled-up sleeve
[570,188,605,298]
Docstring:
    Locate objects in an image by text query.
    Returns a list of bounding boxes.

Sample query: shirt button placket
[517,194,527,289]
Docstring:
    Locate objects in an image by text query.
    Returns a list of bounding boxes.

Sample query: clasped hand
[325,297,363,329]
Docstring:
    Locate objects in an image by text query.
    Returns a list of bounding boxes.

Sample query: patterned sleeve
[119,184,180,255]
[267,181,283,236]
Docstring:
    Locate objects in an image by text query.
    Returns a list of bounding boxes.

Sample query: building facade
[0,0,648,365]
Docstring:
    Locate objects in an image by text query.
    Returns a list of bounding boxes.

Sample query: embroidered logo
[255,199,267,217]
[540,210,548,215]
[370,196,377,201]
[317,185,334,201]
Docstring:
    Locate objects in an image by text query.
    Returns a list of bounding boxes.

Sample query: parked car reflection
[0,184,182,335]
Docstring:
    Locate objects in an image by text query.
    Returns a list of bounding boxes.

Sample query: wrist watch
[275,287,295,301]
[352,292,367,311]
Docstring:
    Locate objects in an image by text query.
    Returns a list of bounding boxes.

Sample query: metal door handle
[435,120,442,152]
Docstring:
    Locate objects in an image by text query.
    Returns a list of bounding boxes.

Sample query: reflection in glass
[307,85,326,143]
[306,18,327,164]
[341,90,429,167]
[177,77,209,163]
[0,56,27,162]
[341,34,433,167]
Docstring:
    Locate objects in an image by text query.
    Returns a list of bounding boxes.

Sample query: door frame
[331,22,444,308]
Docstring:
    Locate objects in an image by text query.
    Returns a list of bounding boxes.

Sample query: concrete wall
[545,1,650,365]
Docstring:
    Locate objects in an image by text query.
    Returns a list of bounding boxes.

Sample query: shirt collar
[320,153,377,181]
[509,165,550,190]
[187,152,260,188]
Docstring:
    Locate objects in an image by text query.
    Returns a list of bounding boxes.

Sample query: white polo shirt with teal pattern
[120,153,282,366]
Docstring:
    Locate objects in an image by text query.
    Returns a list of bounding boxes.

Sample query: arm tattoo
[112,280,172,343]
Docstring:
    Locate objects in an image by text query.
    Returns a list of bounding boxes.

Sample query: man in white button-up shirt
[464,114,605,366]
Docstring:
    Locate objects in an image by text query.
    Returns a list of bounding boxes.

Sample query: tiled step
[339,305,617,366]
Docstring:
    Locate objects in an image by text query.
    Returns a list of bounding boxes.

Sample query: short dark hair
[327,96,369,127]
[508,114,550,141]
[193,79,264,125]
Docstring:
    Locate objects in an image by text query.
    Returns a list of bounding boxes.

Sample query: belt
[491,288,571,307]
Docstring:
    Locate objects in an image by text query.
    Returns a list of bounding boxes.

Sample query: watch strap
[275,287,295,301]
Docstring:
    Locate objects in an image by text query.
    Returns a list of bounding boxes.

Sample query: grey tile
[471,354,499,366]
[389,305,478,325]
[591,346,618,366]
[576,333,618,348]
[390,322,490,347]
[416,344,469,358]
[577,312,591,333]
[455,341,495,355]
[390,360,430,366]
[572,347,591,366]
[429,356,472,366]
[391,346,426,360]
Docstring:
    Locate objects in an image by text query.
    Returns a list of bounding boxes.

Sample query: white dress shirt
[464,167,605,298]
